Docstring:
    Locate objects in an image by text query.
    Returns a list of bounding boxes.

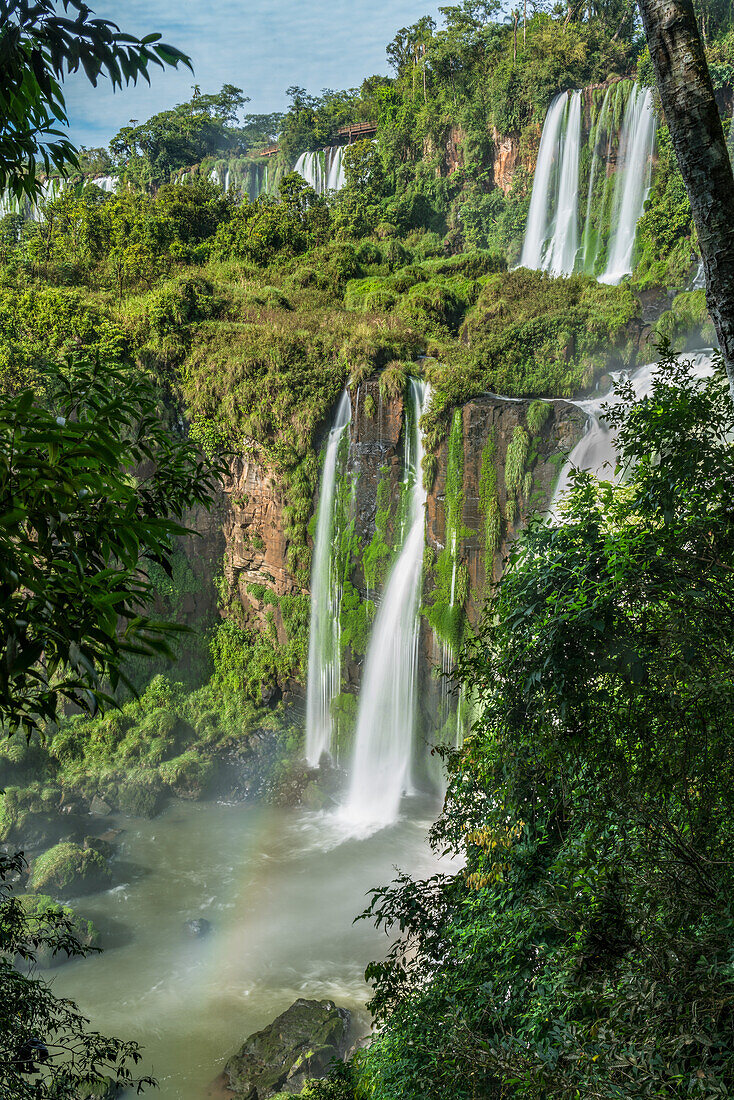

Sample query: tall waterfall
[521,93,579,272]
[599,87,656,284]
[551,351,714,508]
[293,146,347,195]
[544,92,582,276]
[342,379,429,829]
[305,390,351,766]
[521,82,656,282]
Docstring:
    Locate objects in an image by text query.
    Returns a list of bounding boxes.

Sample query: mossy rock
[29,842,111,897]
[17,893,99,968]
[0,785,81,851]
[224,998,351,1099]
[117,776,165,818]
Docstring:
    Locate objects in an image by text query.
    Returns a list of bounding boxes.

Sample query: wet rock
[98,828,122,845]
[28,842,111,897]
[224,998,351,1099]
[83,835,115,860]
[90,796,112,817]
[183,917,212,937]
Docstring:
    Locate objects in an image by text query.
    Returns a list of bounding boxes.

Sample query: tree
[638,0,734,395]
[357,350,734,1098]
[0,0,191,200]
[110,85,251,190]
[0,359,224,736]
[0,853,154,1097]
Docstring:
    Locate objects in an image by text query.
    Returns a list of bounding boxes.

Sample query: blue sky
[63,0,444,148]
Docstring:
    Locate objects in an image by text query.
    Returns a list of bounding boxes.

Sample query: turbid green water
[47,798,445,1099]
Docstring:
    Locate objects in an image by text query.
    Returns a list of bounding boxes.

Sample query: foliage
[0,359,223,736]
[634,126,695,289]
[111,85,252,190]
[0,852,153,1097]
[28,842,109,895]
[0,0,190,199]
[357,350,734,1099]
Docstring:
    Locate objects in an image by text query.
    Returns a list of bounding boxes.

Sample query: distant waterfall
[551,351,714,509]
[521,92,582,275]
[92,176,118,194]
[293,146,347,195]
[342,379,429,829]
[599,87,656,284]
[305,391,351,767]
[0,177,68,221]
[521,82,656,283]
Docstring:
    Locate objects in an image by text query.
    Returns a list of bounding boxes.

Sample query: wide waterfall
[294,146,347,195]
[522,81,657,283]
[0,176,68,221]
[551,350,714,508]
[209,159,270,202]
[305,390,351,766]
[342,379,429,829]
[599,87,656,284]
[92,175,118,194]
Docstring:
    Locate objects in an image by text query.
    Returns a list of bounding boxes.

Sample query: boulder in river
[223,998,351,1098]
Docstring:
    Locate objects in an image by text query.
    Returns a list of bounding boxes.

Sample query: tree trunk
[639,0,734,394]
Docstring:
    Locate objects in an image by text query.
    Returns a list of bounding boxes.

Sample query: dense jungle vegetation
[3,0,734,1095]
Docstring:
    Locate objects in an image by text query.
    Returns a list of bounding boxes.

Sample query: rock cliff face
[187,379,584,721]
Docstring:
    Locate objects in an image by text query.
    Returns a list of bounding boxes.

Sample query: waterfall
[92,176,118,194]
[520,92,581,275]
[293,146,347,195]
[305,390,352,767]
[342,379,429,829]
[599,87,656,284]
[520,94,569,270]
[522,82,656,282]
[545,92,582,276]
[551,351,714,508]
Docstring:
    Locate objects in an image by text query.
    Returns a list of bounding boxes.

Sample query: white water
[522,82,657,282]
[342,379,429,831]
[545,92,582,276]
[520,93,570,270]
[599,87,656,284]
[293,146,347,195]
[552,350,714,506]
[92,175,118,194]
[0,176,68,221]
[305,391,351,766]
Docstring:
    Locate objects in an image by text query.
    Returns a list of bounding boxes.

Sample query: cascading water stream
[520,93,569,271]
[522,82,656,281]
[545,92,582,276]
[342,379,429,830]
[520,91,581,275]
[294,146,347,195]
[551,350,714,509]
[305,390,351,766]
[599,86,656,284]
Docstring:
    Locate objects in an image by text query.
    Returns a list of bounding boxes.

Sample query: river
[46,797,445,1099]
